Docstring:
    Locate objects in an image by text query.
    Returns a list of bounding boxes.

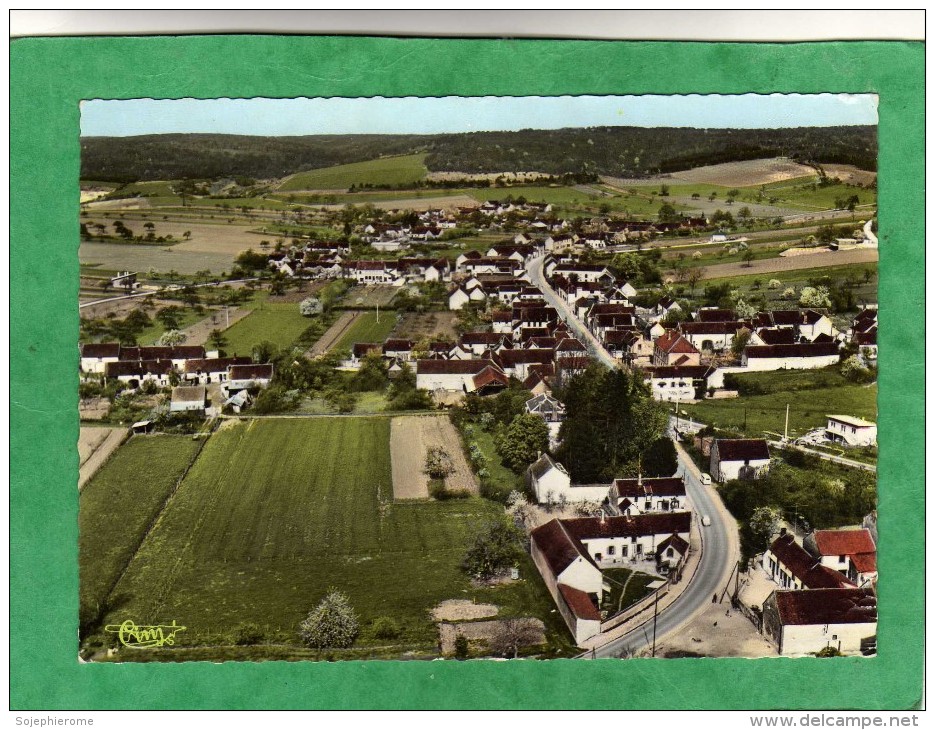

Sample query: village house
[709,438,771,482]
[762,532,856,591]
[226,363,274,392]
[752,309,837,342]
[741,342,841,371]
[803,529,877,587]
[678,320,750,353]
[104,359,174,389]
[762,588,877,657]
[452,332,511,358]
[825,415,877,447]
[414,359,508,396]
[525,393,565,448]
[653,296,682,319]
[652,329,702,367]
[530,511,692,644]
[610,475,689,515]
[643,365,715,403]
[169,384,209,414]
[183,356,253,385]
[79,342,122,375]
[344,260,401,284]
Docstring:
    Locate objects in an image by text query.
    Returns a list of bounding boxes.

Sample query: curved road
[526,254,740,657]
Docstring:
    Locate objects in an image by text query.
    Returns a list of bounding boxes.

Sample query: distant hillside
[81,126,877,183]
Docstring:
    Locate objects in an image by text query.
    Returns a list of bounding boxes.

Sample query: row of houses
[750,528,877,656]
[530,512,693,644]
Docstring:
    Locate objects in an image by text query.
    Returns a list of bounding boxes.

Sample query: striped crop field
[91,418,571,660]
[79,435,203,632]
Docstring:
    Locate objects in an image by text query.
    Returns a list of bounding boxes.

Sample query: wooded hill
[81,125,877,183]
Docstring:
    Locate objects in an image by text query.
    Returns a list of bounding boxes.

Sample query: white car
[701,515,712,527]
[699,473,712,486]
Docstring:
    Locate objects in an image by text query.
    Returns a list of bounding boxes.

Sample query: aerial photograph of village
[77,94,879,662]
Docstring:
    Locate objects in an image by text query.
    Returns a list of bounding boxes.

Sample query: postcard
[11,34,923,711]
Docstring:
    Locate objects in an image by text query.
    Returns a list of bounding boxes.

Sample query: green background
[10,36,923,710]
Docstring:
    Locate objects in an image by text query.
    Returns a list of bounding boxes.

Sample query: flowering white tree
[299,590,360,653]
[799,286,832,308]
[299,297,323,316]
[159,329,186,346]
[768,279,782,290]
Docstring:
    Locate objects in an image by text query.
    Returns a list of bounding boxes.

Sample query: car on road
[701,515,712,527]
[699,473,712,486]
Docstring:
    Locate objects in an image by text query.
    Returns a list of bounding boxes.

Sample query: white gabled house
[825,415,877,447]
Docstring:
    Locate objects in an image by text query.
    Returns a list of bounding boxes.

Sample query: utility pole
[651,588,659,658]
[784,404,790,442]
[674,394,680,431]
[376,302,380,324]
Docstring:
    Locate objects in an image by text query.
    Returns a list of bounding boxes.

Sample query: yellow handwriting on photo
[104,620,187,649]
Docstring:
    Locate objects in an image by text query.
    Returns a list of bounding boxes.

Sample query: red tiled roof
[228,363,274,380]
[644,365,714,379]
[813,529,876,558]
[183,357,251,374]
[383,339,414,352]
[105,359,174,377]
[715,439,770,462]
[472,366,510,392]
[612,477,686,499]
[558,584,601,621]
[745,343,839,359]
[680,321,748,335]
[353,343,380,358]
[657,533,690,556]
[415,359,498,375]
[755,328,797,345]
[655,329,699,355]
[695,308,736,322]
[774,588,877,626]
[80,343,121,358]
[562,512,692,541]
[531,519,597,576]
[768,534,854,589]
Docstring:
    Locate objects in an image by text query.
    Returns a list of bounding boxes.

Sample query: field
[80,435,203,632]
[279,154,429,191]
[681,368,877,439]
[392,311,459,342]
[390,415,479,499]
[92,418,571,659]
[221,299,312,356]
[344,284,399,309]
[696,249,878,284]
[332,311,399,353]
[666,158,820,187]
[78,426,129,490]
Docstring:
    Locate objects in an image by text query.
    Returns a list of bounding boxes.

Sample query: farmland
[681,367,877,438]
[92,418,570,660]
[221,299,312,356]
[279,153,429,191]
[79,435,203,634]
[332,311,399,353]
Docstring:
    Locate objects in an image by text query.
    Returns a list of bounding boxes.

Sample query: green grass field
[681,368,877,438]
[279,154,429,191]
[333,311,400,353]
[92,418,572,659]
[80,435,202,629]
[221,300,312,356]
[760,179,877,211]
[135,308,209,345]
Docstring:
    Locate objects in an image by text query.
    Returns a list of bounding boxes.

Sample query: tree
[657,202,679,224]
[251,340,278,364]
[182,230,192,240]
[300,297,323,317]
[425,446,455,480]
[454,634,470,660]
[175,179,198,207]
[640,437,678,478]
[461,520,523,581]
[748,506,782,550]
[497,413,550,472]
[489,618,543,659]
[298,590,360,654]
[659,184,670,197]
[799,286,832,308]
[208,329,227,351]
[158,329,187,346]
[155,306,183,330]
[686,266,705,296]
[741,249,756,267]
[556,365,669,483]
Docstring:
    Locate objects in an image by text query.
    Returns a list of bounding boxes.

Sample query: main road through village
[526,254,740,657]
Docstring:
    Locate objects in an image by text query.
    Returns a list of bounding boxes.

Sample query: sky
[79,94,878,137]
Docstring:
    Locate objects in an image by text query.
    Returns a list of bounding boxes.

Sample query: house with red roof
[804,529,877,586]
[762,588,877,656]
[762,533,856,591]
[652,329,701,367]
[709,438,771,482]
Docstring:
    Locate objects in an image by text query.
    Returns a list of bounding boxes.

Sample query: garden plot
[390,415,479,500]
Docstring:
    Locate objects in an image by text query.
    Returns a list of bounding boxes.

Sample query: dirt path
[307,311,360,357]
[78,426,129,491]
[699,247,878,281]
[390,415,479,500]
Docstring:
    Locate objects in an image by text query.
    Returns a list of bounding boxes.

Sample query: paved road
[526,253,617,369]
[590,440,740,657]
[526,255,740,657]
